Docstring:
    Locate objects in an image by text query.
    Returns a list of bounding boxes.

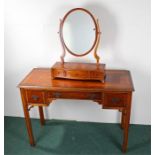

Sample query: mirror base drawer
[51,62,105,82]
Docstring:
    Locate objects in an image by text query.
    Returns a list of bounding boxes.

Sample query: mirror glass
[62,10,96,56]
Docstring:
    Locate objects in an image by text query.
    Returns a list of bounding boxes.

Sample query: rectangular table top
[18,68,134,92]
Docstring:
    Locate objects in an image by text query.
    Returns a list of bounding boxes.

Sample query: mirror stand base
[51,62,106,82]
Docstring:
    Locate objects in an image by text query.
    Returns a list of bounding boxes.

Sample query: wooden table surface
[18,68,134,92]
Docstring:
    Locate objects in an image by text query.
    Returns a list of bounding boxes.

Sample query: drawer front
[104,93,127,107]
[26,90,44,103]
[66,71,89,79]
[47,91,101,100]
[90,71,103,79]
[52,69,66,78]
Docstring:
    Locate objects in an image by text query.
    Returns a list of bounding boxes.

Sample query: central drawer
[47,91,101,100]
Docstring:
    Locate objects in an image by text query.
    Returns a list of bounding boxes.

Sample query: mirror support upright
[94,19,101,65]
[59,19,66,65]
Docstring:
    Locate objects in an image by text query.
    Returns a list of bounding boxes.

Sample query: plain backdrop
[4,0,151,125]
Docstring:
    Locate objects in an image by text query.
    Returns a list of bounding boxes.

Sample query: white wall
[4,0,151,125]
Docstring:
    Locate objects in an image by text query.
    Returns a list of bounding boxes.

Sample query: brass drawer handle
[53,92,61,98]
[89,94,97,100]
[32,95,39,101]
[111,97,122,103]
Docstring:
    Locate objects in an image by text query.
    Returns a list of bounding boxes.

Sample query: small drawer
[90,71,103,78]
[104,93,127,107]
[52,69,66,77]
[26,90,44,103]
[66,71,89,79]
[47,91,101,100]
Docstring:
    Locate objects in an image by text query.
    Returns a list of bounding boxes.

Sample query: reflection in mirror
[62,10,96,55]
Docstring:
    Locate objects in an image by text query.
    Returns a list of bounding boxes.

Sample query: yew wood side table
[18,68,134,152]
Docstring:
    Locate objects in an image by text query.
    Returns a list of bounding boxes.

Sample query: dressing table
[18,8,134,153]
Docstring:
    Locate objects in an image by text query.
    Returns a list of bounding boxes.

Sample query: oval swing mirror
[61,8,98,56]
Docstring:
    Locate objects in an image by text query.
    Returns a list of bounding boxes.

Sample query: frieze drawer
[26,90,44,104]
[47,91,101,100]
[104,93,128,107]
